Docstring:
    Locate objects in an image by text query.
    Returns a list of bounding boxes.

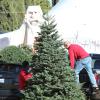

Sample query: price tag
[0,79,4,83]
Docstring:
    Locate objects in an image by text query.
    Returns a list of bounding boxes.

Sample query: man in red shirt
[64,41,99,91]
[19,61,32,91]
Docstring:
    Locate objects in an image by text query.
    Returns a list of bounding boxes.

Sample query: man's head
[64,40,71,49]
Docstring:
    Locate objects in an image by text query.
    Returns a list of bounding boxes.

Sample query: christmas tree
[23,16,86,100]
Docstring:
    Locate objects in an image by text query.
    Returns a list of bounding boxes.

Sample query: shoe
[93,87,99,91]
[92,87,99,95]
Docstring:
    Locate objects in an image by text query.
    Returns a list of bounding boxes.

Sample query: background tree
[0,0,51,32]
[0,0,25,32]
[22,16,86,100]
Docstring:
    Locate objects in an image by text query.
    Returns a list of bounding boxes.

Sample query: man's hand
[71,68,74,72]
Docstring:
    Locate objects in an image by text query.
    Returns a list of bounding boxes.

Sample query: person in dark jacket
[64,41,99,91]
[18,61,32,91]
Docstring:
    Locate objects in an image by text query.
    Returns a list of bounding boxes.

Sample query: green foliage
[23,16,86,100]
[0,0,25,32]
[0,0,51,32]
[0,46,32,64]
[19,45,33,59]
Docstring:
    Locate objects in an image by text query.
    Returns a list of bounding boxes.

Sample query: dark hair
[22,61,30,73]
[22,61,29,67]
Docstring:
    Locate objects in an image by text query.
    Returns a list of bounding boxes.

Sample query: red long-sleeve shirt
[68,44,89,69]
[19,69,32,90]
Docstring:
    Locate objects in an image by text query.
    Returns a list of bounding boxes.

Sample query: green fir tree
[23,16,86,100]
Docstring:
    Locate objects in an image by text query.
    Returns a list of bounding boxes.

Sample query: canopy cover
[49,0,100,54]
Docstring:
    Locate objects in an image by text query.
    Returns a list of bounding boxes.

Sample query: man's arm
[68,50,75,69]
